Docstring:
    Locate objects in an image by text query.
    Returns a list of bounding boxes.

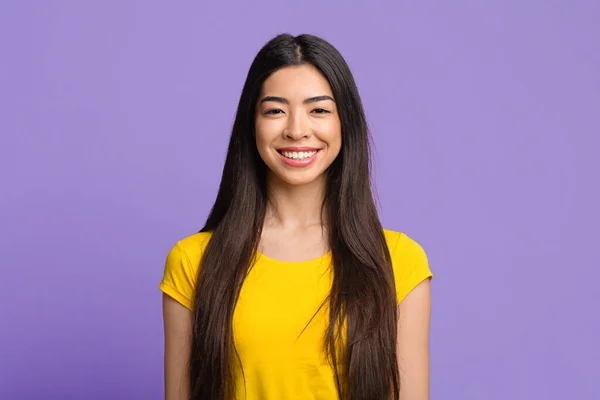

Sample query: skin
[397,279,431,399]
[163,64,431,399]
[163,294,192,399]
[255,64,342,262]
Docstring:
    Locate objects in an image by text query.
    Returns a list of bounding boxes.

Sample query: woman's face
[255,64,342,186]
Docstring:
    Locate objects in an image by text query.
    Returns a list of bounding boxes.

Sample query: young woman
[160,33,433,400]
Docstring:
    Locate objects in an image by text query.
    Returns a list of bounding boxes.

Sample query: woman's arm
[163,293,192,400]
[397,279,432,400]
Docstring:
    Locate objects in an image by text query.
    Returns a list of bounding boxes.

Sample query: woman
[160,33,432,400]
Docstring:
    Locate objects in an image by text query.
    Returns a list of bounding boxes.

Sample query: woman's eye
[312,108,330,114]
[264,109,284,115]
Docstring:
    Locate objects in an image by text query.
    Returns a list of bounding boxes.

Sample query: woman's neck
[264,173,327,230]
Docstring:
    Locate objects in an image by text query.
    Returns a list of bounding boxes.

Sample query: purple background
[1,1,598,399]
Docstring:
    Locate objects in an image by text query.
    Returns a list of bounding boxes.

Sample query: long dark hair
[191,33,399,399]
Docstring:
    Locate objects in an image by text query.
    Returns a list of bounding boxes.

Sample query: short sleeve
[159,241,196,311]
[391,233,433,305]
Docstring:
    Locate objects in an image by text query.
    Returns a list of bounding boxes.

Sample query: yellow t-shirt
[159,229,432,400]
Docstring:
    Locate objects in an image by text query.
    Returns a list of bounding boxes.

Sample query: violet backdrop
[1,1,598,399]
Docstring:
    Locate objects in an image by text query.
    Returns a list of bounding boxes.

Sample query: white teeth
[281,150,317,160]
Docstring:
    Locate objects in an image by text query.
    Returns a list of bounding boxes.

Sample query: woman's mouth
[278,150,319,160]
[276,149,321,167]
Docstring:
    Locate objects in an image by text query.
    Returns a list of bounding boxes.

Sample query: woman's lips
[277,148,321,167]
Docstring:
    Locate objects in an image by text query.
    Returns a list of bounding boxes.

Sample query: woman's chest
[232,258,333,362]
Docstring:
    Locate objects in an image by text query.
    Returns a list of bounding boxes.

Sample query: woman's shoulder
[382,228,432,303]
[159,231,213,311]
[163,230,213,282]
[171,230,213,264]
[383,228,427,258]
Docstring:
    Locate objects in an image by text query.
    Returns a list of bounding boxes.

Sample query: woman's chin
[269,169,325,187]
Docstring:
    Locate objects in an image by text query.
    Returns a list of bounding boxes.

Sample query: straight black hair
[191,33,400,399]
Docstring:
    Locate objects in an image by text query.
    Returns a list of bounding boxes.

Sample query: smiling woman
[159,33,432,400]
[255,65,341,185]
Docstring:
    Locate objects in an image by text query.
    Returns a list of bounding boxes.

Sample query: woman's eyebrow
[259,95,335,105]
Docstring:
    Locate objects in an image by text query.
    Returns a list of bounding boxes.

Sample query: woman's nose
[284,112,310,139]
